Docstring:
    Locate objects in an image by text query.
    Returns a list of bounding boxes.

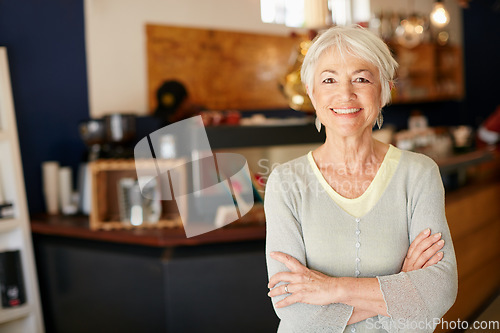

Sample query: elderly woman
[265,25,457,332]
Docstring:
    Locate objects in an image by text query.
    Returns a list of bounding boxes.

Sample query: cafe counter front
[32,217,275,333]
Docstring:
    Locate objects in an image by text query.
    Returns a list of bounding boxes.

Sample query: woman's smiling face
[308,48,382,138]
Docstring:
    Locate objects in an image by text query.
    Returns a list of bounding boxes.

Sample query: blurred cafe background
[0,0,499,332]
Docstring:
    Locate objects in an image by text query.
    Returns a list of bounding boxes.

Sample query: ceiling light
[430,0,450,28]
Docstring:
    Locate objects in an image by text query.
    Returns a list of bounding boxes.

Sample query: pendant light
[430,0,450,28]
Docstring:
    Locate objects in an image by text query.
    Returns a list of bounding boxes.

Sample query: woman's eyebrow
[353,69,374,76]
[320,69,375,76]
[321,70,338,75]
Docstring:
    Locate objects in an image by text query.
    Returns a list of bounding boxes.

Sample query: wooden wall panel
[453,220,500,281]
[146,24,304,111]
[446,183,500,240]
[437,256,500,332]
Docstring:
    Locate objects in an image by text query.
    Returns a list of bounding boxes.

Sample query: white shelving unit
[0,47,44,332]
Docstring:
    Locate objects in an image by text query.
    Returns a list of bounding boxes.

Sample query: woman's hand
[402,228,445,272]
[267,251,338,308]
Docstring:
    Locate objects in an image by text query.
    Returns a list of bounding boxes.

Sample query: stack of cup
[42,161,59,215]
[42,162,77,215]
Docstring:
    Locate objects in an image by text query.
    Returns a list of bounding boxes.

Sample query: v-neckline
[306,145,401,219]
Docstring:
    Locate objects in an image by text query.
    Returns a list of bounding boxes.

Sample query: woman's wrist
[331,277,349,304]
[331,277,388,316]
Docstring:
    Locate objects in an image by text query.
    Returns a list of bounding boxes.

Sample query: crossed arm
[267,228,445,324]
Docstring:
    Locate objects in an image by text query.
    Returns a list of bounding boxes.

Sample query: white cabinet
[0,47,44,332]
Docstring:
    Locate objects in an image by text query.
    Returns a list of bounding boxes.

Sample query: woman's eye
[354,77,370,83]
[322,78,335,84]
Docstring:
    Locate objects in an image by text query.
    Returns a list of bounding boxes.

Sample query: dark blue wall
[0,0,88,214]
[383,0,500,130]
[0,0,499,214]
[462,0,500,126]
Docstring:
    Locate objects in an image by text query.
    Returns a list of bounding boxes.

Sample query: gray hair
[301,25,398,107]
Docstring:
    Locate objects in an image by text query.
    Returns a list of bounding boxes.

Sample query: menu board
[146,24,305,111]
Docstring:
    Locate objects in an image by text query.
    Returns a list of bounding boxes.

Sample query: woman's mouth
[331,108,362,115]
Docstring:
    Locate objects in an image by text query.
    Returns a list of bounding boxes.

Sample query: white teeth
[332,108,361,114]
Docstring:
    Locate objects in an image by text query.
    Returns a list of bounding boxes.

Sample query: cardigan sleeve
[376,164,458,332]
[265,169,354,333]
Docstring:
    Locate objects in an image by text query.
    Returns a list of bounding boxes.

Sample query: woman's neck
[314,131,387,175]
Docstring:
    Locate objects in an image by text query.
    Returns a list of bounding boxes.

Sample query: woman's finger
[408,232,441,262]
[407,228,431,259]
[272,281,333,307]
[268,283,292,297]
[410,232,441,261]
[268,268,315,288]
[423,251,444,268]
[268,271,295,288]
[270,251,307,273]
[403,231,444,272]
[414,239,445,268]
[275,292,302,308]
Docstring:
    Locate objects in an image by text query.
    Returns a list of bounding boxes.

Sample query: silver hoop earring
[315,117,322,132]
[376,112,384,130]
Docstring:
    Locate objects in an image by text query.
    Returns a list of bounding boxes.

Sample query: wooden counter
[30,214,266,248]
[437,155,500,332]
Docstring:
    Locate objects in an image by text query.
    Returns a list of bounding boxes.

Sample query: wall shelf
[390,42,464,104]
[205,122,325,149]
[0,303,33,324]
[0,47,44,332]
[0,131,9,141]
[0,219,19,234]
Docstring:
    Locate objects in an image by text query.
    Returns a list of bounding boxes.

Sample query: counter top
[433,148,495,173]
[30,214,266,247]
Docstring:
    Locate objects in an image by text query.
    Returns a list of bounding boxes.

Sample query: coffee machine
[77,113,137,215]
[79,113,137,161]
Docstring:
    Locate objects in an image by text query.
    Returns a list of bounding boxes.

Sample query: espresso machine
[77,113,137,215]
[79,113,137,161]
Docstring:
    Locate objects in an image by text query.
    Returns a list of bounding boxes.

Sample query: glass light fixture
[430,0,450,28]
[395,14,425,48]
[260,0,369,28]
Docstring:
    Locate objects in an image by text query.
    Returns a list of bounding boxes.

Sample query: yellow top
[307,144,402,218]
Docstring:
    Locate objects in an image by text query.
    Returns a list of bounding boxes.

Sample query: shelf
[0,218,19,233]
[0,47,43,332]
[205,123,324,149]
[0,131,9,141]
[0,303,33,324]
[390,42,464,104]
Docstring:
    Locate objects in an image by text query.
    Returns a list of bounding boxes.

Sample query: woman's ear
[380,81,395,108]
[306,85,315,106]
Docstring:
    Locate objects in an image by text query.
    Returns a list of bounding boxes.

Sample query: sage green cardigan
[265,149,458,332]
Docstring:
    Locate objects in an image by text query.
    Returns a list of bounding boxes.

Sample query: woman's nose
[336,82,356,101]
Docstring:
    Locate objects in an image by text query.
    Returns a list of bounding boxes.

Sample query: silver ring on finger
[284,285,289,293]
